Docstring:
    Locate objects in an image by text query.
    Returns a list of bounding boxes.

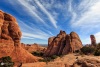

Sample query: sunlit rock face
[0,10,22,58]
[90,35,96,46]
[44,30,83,56]
[0,10,22,46]
[0,10,37,63]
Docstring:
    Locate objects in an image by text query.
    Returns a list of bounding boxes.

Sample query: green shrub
[0,56,14,67]
[79,51,84,55]
[59,55,64,58]
[74,50,80,53]
[94,49,100,56]
[93,43,100,56]
[39,57,53,62]
[32,51,44,57]
[51,55,58,59]
[96,43,100,49]
[39,55,58,62]
[81,46,95,55]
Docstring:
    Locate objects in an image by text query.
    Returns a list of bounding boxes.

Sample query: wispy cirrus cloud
[21,36,35,39]
[7,0,59,41]
[17,0,46,24]
[34,0,57,28]
[22,32,49,40]
[70,0,100,31]
[68,0,77,23]
[9,0,58,28]
[18,19,52,40]
[9,0,69,29]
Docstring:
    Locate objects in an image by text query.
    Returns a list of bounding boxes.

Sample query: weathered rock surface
[72,57,100,67]
[90,35,96,46]
[62,32,82,55]
[0,10,37,63]
[46,54,100,67]
[44,30,83,56]
[0,10,21,46]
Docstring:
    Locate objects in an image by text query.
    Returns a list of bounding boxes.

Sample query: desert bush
[74,50,80,53]
[79,51,84,55]
[39,57,53,62]
[81,46,95,55]
[0,56,14,67]
[96,43,100,49]
[51,55,58,59]
[93,43,100,56]
[94,49,100,56]
[59,55,64,58]
[32,51,44,57]
[39,55,58,62]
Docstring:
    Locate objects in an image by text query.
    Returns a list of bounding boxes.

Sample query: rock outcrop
[90,35,96,46]
[0,10,37,63]
[44,30,82,56]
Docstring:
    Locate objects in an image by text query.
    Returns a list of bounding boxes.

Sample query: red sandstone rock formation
[44,30,83,56]
[90,35,96,46]
[0,10,37,63]
[62,32,82,55]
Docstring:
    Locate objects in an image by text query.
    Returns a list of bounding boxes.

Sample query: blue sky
[0,0,100,44]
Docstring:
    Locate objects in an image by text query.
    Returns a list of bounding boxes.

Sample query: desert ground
[14,54,100,67]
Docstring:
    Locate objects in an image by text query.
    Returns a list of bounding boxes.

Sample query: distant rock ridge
[44,30,83,56]
[21,43,46,53]
[0,10,37,63]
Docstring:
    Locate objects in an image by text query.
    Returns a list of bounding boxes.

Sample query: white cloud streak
[9,0,59,28]
[16,0,45,24]
[21,36,35,39]
[71,0,100,30]
[18,19,52,40]
[22,32,49,40]
[68,0,77,23]
[73,1,100,26]
[34,0,57,28]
